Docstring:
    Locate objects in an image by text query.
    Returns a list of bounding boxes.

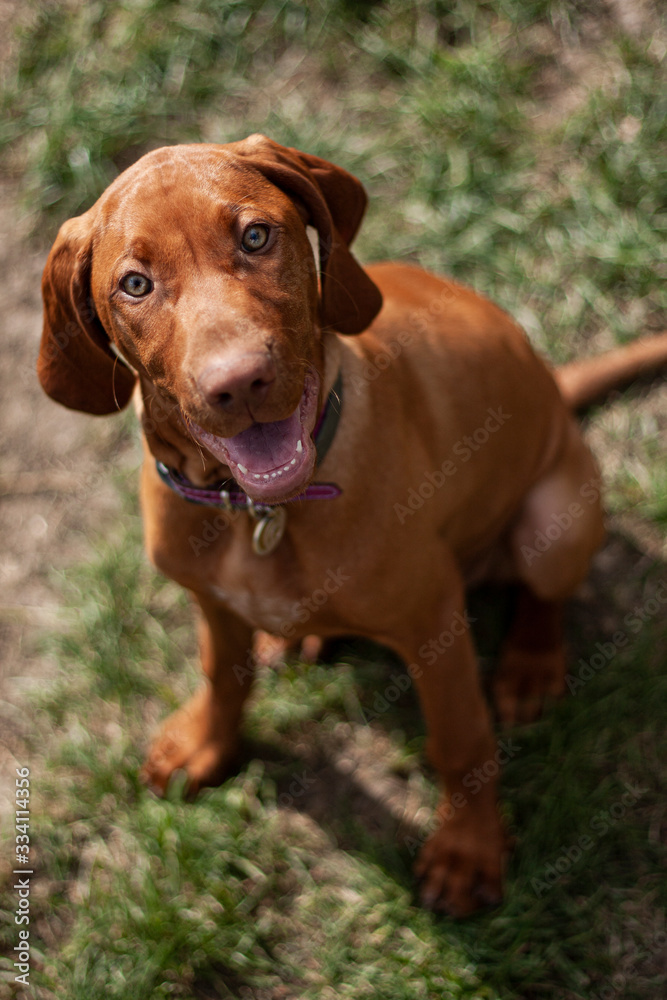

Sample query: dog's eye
[241,224,269,252]
[121,273,153,297]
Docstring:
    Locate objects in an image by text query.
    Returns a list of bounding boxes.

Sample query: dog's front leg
[394,570,507,916]
[141,594,254,797]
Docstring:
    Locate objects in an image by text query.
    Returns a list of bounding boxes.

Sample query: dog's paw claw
[141,686,238,796]
[414,808,507,917]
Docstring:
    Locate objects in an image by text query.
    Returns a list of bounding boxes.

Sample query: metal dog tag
[251,505,287,556]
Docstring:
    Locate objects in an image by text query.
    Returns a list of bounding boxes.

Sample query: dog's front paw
[140,685,239,797]
[493,645,567,727]
[415,805,507,917]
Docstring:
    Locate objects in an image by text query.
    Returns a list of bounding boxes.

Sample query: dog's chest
[201,522,355,636]
[207,581,299,634]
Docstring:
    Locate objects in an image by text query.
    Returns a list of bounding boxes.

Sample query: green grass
[1,0,666,997]
[1,489,666,998]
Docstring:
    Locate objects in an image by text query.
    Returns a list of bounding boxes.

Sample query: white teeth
[242,441,302,484]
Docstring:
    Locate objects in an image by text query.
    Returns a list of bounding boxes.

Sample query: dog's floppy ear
[38,211,136,414]
[229,134,382,334]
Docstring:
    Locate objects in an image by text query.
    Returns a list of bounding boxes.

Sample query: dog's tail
[555,331,667,410]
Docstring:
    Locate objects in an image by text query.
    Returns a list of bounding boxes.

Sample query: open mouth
[188,373,320,502]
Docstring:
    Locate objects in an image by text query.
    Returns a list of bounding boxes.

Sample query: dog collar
[155,371,343,553]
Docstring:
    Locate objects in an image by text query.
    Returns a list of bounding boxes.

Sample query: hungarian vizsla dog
[38,135,667,916]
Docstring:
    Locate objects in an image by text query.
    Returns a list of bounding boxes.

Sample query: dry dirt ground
[0,182,141,824]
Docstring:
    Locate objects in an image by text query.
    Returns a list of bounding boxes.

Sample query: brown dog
[38,135,667,915]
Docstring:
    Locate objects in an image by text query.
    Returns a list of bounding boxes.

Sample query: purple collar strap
[155,463,341,509]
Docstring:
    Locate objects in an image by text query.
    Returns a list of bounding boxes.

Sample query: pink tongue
[224,411,301,472]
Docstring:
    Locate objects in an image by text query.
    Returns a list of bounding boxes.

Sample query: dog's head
[38,135,382,501]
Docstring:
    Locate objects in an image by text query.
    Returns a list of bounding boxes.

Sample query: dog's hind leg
[493,589,567,726]
[493,419,605,726]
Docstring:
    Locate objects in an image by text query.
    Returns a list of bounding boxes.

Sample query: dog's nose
[197,353,277,414]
